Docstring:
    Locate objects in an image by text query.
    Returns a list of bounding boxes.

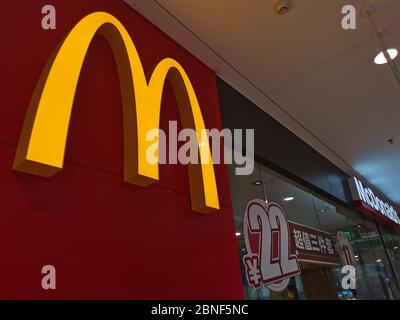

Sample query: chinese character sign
[289,221,340,265]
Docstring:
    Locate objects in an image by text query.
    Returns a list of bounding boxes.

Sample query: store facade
[218,78,400,300]
[1,0,399,300]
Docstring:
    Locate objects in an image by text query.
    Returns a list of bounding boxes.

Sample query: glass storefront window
[363,220,400,299]
[228,163,265,300]
[336,209,386,299]
[260,165,320,228]
[377,225,400,286]
[228,161,400,300]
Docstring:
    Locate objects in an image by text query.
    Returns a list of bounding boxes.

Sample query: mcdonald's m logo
[13,12,219,214]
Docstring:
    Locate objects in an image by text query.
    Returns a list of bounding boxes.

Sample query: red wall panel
[0,0,243,299]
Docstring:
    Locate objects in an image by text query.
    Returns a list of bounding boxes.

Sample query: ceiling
[125,0,400,205]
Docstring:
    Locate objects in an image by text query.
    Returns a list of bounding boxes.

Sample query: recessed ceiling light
[374,49,398,65]
[253,180,262,186]
[376,259,382,263]
[273,0,290,16]
[235,232,242,237]
[319,207,330,214]
[283,197,294,202]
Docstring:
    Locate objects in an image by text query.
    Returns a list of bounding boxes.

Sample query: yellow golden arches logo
[13,12,219,214]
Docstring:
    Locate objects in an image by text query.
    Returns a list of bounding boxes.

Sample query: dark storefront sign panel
[217,78,352,204]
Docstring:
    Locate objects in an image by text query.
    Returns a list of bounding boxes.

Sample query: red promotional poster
[243,200,300,292]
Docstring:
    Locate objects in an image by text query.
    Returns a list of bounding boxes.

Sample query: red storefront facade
[0,0,243,299]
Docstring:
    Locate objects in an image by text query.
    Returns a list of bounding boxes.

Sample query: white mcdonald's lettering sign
[348,177,400,227]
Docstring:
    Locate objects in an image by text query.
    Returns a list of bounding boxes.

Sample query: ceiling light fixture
[319,207,330,214]
[283,197,294,202]
[374,49,398,65]
[376,259,382,263]
[273,0,291,16]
